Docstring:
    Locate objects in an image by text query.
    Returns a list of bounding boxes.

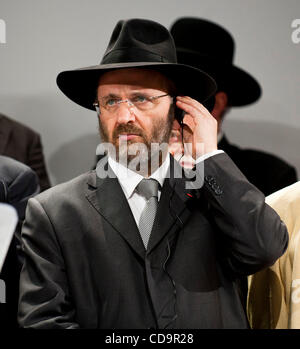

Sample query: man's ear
[172,118,181,131]
[211,91,228,123]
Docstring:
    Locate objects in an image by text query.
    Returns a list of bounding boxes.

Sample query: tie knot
[136,178,159,201]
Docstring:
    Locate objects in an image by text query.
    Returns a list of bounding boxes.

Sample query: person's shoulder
[242,147,295,171]
[0,113,40,138]
[34,170,95,206]
[0,155,37,185]
[221,137,294,169]
[220,137,289,168]
[266,181,300,241]
[266,181,300,205]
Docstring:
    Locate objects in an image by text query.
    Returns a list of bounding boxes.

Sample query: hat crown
[170,17,235,63]
[101,19,177,65]
[56,18,217,112]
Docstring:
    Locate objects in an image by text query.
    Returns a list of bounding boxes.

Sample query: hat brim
[56,61,216,111]
[176,50,261,107]
[225,65,261,106]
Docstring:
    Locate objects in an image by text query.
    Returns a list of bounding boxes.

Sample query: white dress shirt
[108,156,170,227]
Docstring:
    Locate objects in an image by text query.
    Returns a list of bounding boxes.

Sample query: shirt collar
[108,155,170,200]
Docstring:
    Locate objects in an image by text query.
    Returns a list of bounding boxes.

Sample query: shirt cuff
[195,150,224,164]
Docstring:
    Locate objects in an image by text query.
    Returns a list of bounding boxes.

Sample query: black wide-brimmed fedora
[170,17,262,107]
[56,18,217,111]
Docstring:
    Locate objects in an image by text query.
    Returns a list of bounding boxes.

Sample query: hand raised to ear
[176,96,218,159]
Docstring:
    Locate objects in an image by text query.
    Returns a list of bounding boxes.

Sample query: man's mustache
[113,124,147,142]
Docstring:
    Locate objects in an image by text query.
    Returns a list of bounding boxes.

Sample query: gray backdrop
[1,0,299,185]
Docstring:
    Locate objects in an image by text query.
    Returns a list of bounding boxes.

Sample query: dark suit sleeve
[18,197,79,329]
[27,133,51,192]
[198,152,289,277]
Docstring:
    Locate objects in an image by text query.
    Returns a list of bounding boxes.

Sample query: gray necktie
[136,178,159,249]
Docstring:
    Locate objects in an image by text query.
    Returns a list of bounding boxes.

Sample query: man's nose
[116,102,136,124]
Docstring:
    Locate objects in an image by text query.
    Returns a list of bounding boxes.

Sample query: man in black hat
[170,17,297,196]
[18,18,288,329]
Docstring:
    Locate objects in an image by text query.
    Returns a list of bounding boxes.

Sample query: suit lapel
[84,155,197,259]
[85,164,146,260]
[147,156,193,254]
[0,115,12,154]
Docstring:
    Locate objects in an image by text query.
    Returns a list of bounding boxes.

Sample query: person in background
[0,155,40,328]
[0,113,51,191]
[247,181,300,329]
[170,17,297,196]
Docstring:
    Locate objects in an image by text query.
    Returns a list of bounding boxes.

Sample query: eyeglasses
[93,93,171,115]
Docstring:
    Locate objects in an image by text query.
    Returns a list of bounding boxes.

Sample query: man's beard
[98,106,174,173]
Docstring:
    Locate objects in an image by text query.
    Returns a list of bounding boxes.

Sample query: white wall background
[0,0,299,185]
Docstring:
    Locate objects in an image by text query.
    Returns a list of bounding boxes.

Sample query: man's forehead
[97,68,173,91]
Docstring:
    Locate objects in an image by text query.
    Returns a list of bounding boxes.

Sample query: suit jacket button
[204,175,212,182]
[205,176,217,186]
[215,188,223,195]
[212,184,219,190]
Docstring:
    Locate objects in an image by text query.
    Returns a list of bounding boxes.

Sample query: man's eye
[105,99,118,107]
[132,95,148,104]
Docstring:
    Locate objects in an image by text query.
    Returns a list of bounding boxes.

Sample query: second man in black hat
[170,17,297,196]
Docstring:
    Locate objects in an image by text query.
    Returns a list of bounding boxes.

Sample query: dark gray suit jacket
[18,153,288,328]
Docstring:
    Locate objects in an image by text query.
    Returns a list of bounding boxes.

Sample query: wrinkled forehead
[97,68,175,94]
